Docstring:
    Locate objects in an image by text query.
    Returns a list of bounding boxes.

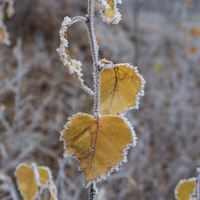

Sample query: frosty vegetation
[0,0,200,200]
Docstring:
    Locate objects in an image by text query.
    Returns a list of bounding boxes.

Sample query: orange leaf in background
[100,0,121,24]
[99,59,145,115]
[60,113,135,186]
[0,22,11,45]
[183,0,192,6]
[189,27,200,37]
[189,46,198,55]
[15,164,53,200]
[175,178,196,200]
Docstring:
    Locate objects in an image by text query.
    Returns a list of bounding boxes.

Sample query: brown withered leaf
[60,113,135,186]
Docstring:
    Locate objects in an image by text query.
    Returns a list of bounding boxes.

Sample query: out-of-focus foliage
[0,0,200,199]
[15,163,57,200]
[174,178,196,200]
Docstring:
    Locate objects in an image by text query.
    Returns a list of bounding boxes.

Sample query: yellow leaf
[15,164,52,200]
[38,167,51,186]
[100,0,121,24]
[175,178,196,200]
[60,113,135,186]
[15,164,38,200]
[99,59,145,115]
[57,17,81,74]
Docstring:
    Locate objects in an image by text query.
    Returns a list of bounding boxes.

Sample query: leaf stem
[86,0,99,199]
[86,0,100,120]
[88,183,97,200]
[197,168,200,200]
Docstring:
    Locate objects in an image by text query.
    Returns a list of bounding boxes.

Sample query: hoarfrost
[60,113,136,188]
[99,59,146,115]
[57,16,94,96]
[99,0,122,25]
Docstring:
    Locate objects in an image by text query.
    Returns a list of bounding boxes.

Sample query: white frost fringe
[99,58,146,115]
[98,0,122,25]
[174,177,197,200]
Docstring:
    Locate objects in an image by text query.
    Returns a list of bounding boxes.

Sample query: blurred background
[0,0,200,199]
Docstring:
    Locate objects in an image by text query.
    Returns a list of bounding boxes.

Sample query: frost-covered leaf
[60,113,135,186]
[175,178,196,200]
[15,163,52,200]
[15,164,38,200]
[57,16,93,95]
[37,167,51,186]
[99,59,145,115]
[0,21,11,45]
[99,0,122,25]
[57,16,81,74]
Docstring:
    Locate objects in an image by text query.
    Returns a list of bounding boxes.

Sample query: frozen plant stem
[86,0,99,198]
[88,183,96,200]
[197,168,200,200]
[86,0,100,120]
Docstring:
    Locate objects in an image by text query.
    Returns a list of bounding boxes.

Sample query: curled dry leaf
[175,178,196,200]
[60,113,135,186]
[57,16,93,95]
[99,59,145,115]
[99,0,122,25]
[15,163,57,200]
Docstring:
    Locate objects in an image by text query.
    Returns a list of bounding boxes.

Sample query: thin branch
[72,16,86,24]
[86,0,100,120]
[197,168,200,200]
[88,183,97,200]
[86,0,99,199]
